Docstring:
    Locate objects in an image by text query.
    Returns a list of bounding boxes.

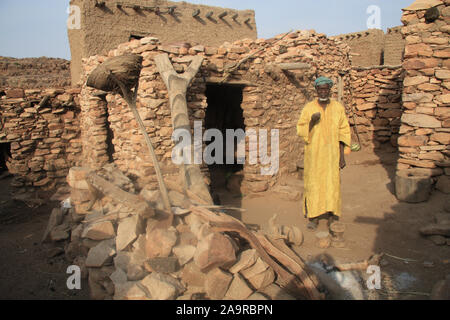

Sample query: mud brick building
[68,0,257,85]
[332,27,406,67]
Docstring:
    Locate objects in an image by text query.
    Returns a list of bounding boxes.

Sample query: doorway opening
[0,143,11,174]
[204,84,245,204]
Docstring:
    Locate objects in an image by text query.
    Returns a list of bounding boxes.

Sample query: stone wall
[0,88,82,190]
[69,0,257,85]
[397,0,450,176]
[349,66,405,150]
[79,30,352,194]
[0,57,70,89]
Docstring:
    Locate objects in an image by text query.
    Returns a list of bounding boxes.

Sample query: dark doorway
[0,143,11,173]
[204,84,245,205]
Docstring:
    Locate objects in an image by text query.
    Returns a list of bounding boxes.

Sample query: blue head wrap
[315,76,334,88]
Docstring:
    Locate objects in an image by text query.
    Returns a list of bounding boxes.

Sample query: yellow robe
[297,99,351,219]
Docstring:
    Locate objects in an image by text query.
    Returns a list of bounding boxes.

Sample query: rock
[403,92,434,103]
[173,245,196,266]
[431,133,450,145]
[224,273,253,300]
[145,228,178,258]
[194,232,237,273]
[229,249,258,274]
[114,251,147,281]
[247,268,275,290]
[437,176,450,194]
[240,257,270,280]
[113,281,149,300]
[116,215,143,251]
[428,235,447,246]
[205,268,233,300]
[401,114,442,129]
[85,239,116,268]
[141,273,184,300]
[247,292,270,300]
[395,170,432,203]
[82,221,115,241]
[179,231,198,246]
[67,167,92,190]
[88,274,109,300]
[403,76,429,87]
[50,223,70,242]
[146,257,180,274]
[70,189,93,203]
[42,208,64,242]
[436,70,450,80]
[180,262,206,287]
[403,0,442,11]
[110,268,128,285]
[398,135,428,147]
[168,190,191,208]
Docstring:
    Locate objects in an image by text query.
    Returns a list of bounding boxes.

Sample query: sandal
[307,218,319,231]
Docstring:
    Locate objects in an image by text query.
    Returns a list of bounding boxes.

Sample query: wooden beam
[276,63,311,71]
[205,77,256,86]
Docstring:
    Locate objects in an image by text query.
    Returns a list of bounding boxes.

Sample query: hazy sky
[0,0,413,60]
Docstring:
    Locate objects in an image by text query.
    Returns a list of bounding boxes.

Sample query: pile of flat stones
[44,165,296,300]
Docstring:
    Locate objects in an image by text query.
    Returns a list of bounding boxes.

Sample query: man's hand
[339,143,346,170]
[309,113,321,131]
[340,156,346,170]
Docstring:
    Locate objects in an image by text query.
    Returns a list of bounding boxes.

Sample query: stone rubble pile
[45,164,301,300]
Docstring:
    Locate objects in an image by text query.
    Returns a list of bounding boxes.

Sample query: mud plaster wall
[79,31,352,194]
[384,27,406,66]
[332,29,386,67]
[69,0,257,85]
[332,27,406,67]
[397,0,450,176]
[0,88,83,190]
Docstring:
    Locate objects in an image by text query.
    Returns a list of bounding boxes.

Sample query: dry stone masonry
[79,31,352,194]
[350,66,405,149]
[0,88,82,190]
[397,0,450,191]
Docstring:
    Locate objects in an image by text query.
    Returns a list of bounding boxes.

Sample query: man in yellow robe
[297,76,351,230]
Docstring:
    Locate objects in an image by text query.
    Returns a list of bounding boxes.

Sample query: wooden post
[154,54,213,205]
[110,75,172,212]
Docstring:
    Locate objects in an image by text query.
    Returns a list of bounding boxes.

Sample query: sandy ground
[0,148,449,300]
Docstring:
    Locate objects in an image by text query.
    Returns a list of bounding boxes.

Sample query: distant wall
[384,27,405,66]
[0,57,70,89]
[332,27,405,67]
[68,0,257,85]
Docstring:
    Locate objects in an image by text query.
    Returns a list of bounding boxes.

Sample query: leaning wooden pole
[154,54,213,205]
[110,75,172,212]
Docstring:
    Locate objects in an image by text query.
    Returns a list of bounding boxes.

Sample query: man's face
[316,84,331,101]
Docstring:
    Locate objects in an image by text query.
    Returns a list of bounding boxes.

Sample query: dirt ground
[0,148,449,300]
